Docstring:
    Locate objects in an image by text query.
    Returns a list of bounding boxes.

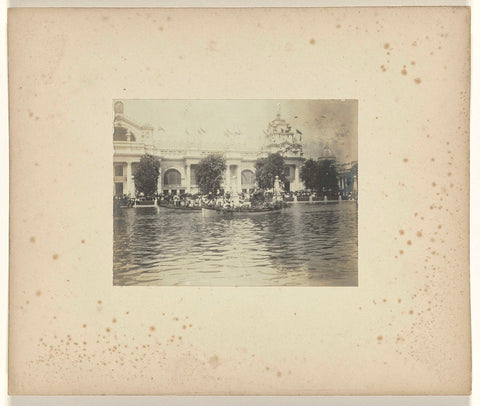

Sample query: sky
[116,99,357,163]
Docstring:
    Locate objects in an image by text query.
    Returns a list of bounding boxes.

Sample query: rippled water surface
[113,203,358,286]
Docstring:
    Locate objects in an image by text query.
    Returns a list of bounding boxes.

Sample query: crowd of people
[281,190,356,201]
[115,188,356,210]
[158,192,203,208]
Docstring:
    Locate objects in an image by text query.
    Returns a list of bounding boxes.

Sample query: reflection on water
[113,203,358,286]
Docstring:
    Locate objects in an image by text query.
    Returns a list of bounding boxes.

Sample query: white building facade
[113,102,306,196]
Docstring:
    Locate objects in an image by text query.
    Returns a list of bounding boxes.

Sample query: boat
[202,203,287,217]
[113,195,134,209]
[133,197,157,208]
[158,202,202,211]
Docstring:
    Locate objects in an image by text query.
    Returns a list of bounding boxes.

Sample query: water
[113,203,358,286]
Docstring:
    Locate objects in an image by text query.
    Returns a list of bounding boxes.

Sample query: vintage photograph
[113,100,358,286]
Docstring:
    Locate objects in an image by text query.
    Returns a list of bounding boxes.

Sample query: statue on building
[114,101,124,115]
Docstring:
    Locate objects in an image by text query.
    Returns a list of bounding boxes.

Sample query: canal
[113,202,358,286]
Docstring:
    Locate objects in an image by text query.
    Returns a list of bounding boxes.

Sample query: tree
[134,153,161,197]
[300,159,318,191]
[318,159,339,196]
[300,159,339,197]
[255,152,288,190]
[196,154,227,195]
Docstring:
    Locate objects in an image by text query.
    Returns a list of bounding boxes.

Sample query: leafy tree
[318,160,339,196]
[300,159,318,191]
[255,152,288,190]
[300,159,339,197]
[134,153,161,197]
[196,154,227,195]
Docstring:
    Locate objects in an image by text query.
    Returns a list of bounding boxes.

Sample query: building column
[126,161,134,196]
[237,167,242,193]
[225,165,231,190]
[157,168,162,195]
[294,165,300,189]
[186,165,191,193]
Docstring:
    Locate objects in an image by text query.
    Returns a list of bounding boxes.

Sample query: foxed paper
[8,7,471,395]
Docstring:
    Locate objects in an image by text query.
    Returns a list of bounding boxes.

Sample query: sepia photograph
[113,99,358,286]
[6,5,473,396]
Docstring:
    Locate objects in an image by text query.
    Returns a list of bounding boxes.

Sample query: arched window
[241,170,256,185]
[164,169,182,186]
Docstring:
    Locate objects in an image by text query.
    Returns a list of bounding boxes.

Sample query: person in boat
[171,195,177,206]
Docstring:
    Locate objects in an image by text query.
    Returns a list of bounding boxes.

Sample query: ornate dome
[263,106,303,156]
[321,144,335,159]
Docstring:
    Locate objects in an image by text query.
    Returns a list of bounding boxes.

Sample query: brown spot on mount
[309,38,316,45]
[209,355,220,368]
